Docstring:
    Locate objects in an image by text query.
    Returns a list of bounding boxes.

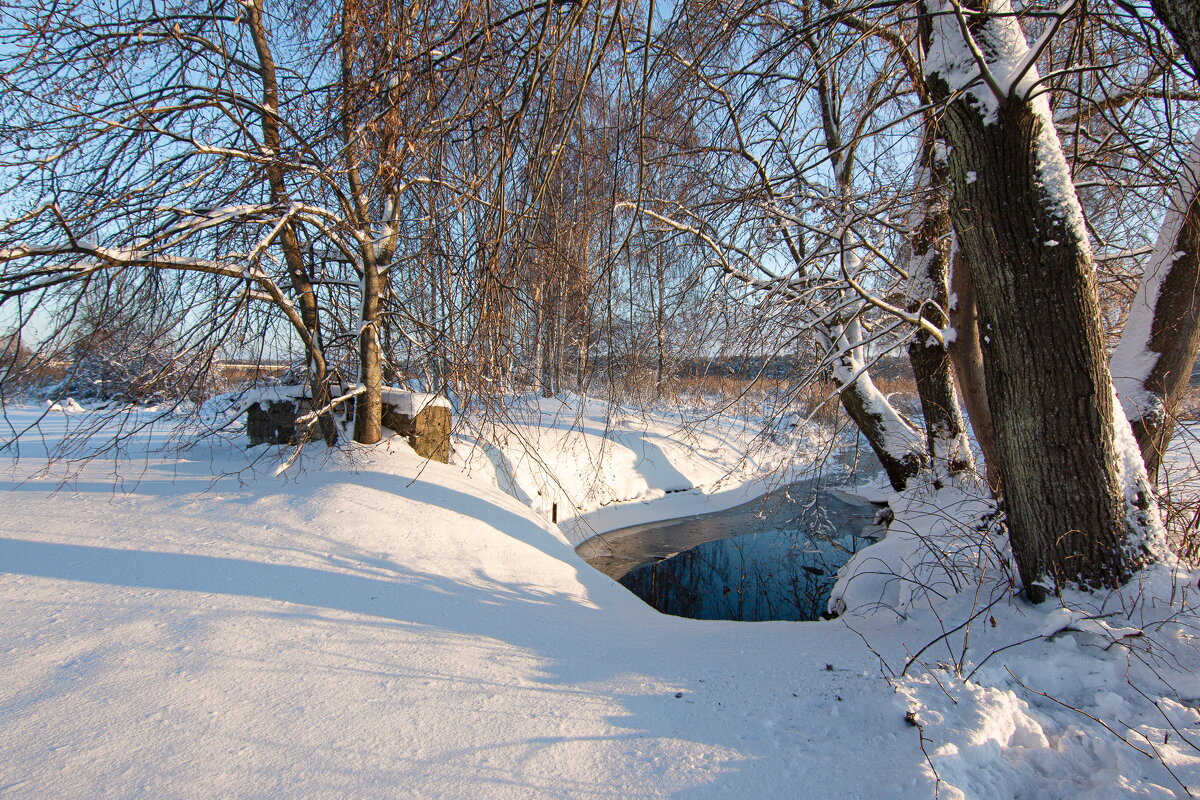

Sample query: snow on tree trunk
[923,0,1165,599]
[1110,131,1200,481]
[819,320,927,491]
[903,147,973,480]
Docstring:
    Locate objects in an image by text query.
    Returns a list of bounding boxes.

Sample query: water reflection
[580,484,881,621]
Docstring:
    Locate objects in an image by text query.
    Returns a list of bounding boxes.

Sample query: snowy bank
[0,405,930,799]
[2,403,1200,798]
[454,393,827,544]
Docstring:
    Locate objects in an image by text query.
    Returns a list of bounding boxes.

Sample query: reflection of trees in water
[619,498,871,621]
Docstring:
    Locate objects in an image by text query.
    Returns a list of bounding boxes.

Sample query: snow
[45,398,85,414]
[205,385,451,418]
[832,472,1200,799]
[891,561,1200,800]
[379,388,451,415]
[1108,383,1170,559]
[829,481,1006,618]
[0,404,926,798]
[2,401,1200,798]
[923,0,1062,124]
[455,393,810,541]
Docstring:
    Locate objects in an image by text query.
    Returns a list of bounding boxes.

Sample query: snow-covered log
[818,320,927,491]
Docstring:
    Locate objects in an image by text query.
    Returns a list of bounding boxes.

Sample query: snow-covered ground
[453,393,827,541]
[2,401,1199,798]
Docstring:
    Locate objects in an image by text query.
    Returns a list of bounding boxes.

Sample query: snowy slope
[3,404,1200,799]
[0,407,930,799]
[454,393,816,541]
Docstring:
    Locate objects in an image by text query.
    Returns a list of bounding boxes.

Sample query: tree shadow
[0,466,929,797]
[607,429,696,492]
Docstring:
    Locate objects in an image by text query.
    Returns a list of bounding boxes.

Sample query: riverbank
[1,401,1198,798]
[452,392,846,544]
[0,403,932,798]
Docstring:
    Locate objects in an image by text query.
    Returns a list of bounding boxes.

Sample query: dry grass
[220,364,289,385]
[872,375,919,397]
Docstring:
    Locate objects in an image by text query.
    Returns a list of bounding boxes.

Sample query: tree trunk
[1150,0,1200,77]
[904,146,973,479]
[248,0,336,445]
[1113,0,1200,482]
[822,321,927,491]
[947,250,1003,493]
[807,55,929,491]
[354,257,384,445]
[923,0,1159,599]
[1111,132,1200,481]
[339,2,383,445]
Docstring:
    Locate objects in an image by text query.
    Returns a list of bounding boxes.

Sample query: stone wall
[246,399,303,446]
[247,393,451,463]
[382,403,451,463]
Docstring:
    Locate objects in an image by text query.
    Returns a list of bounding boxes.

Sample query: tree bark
[1150,0,1200,78]
[838,377,928,491]
[947,250,1003,492]
[353,255,385,445]
[923,0,1157,599]
[904,144,973,479]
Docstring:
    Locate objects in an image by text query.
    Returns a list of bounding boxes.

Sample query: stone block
[382,403,451,463]
[246,399,301,446]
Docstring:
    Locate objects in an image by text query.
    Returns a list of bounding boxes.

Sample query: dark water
[576,484,884,621]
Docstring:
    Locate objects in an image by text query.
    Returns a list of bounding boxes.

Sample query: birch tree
[0,0,613,444]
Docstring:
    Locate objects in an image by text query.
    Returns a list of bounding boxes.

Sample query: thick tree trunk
[1151,0,1200,77]
[923,0,1159,599]
[1111,132,1200,481]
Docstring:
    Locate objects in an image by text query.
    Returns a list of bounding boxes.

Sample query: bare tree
[625,0,1199,599]
[0,0,629,446]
